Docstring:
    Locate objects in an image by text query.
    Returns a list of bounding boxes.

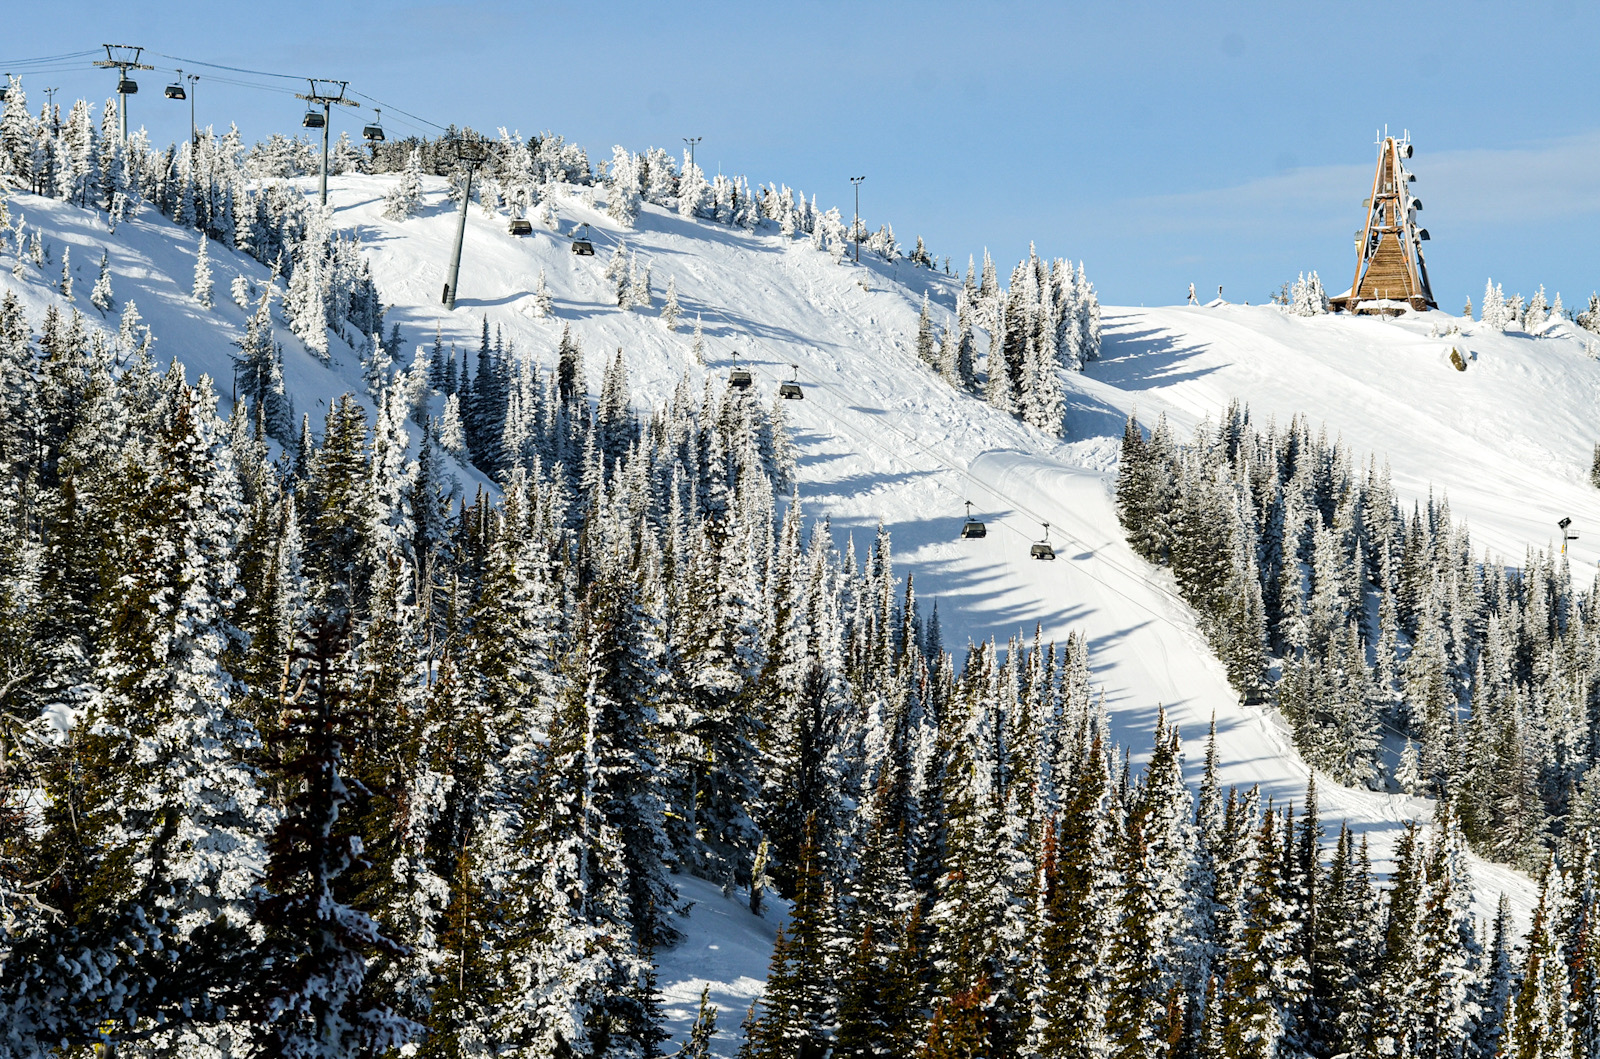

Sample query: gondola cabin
[779,363,804,399]
[509,218,533,236]
[1031,522,1056,560]
[302,109,325,129]
[164,82,185,100]
[728,369,753,390]
[960,501,986,539]
[118,78,138,94]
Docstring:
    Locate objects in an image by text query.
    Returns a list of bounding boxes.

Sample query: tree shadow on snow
[1088,320,1220,392]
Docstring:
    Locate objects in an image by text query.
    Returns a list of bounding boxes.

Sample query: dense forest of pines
[1,304,1597,1059]
[8,279,1596,1059]
[1116,404,1600,872]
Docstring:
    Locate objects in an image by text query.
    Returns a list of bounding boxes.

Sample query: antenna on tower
[1330,131,1436,315]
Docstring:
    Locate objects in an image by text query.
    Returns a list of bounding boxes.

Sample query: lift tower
[94,44,153,142]
[442,135,493,310]
[295,79,360,207]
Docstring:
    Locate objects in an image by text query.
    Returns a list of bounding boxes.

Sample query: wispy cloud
[1118,132,1600,240]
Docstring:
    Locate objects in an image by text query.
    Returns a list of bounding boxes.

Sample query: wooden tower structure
[1330,132,1436,314]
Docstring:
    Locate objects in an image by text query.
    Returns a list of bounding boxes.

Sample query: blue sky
[10,1,1600,307]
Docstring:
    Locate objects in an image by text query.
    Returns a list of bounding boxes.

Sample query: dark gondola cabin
[1031,522,1056,560]
[118,78,138,94]
[779,363,803,399]
[961,501,986,539]
[571,223,595,255]
[509,218,533,236]
[164,82,185,100]
[302,108,325,129]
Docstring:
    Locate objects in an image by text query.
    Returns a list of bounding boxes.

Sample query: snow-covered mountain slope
[9,175,1578,1048]
[657,876,783,1052]
[347,174,1574,927]
[2,185,494,490]
[1080,303,1600,582]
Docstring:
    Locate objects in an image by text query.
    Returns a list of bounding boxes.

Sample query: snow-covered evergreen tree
[662,274,681,331]
[915,292,936,369]
[90,249,113,312]
[192,233,214,308]
[1525,286,1549,333]
[383,147,426,220]
[607,145,642,227]
[438,393,467,458]
[678,158,709,219]
[532,266,553,318]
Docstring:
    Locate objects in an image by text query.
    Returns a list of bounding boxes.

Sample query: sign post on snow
[1560,517,1579,556]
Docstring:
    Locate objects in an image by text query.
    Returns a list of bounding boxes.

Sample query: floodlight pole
[443,136,491,310]
[850,175,865,264]
[188,74,199,145]
[683,136,701,169]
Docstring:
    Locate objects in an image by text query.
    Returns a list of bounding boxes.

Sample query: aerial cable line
[9,48,455,141]
[160,54,456,132]
[348,89,449,132]
[0,64,94,75]
[158,55,456,133]
[0,49,100,66]
[154,52,307,81]
[193,74,301,96]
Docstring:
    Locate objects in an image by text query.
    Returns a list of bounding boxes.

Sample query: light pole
[442,135,492,310]
[683,136,701,169]
[187,73,199,145]
[850,175,865,264]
